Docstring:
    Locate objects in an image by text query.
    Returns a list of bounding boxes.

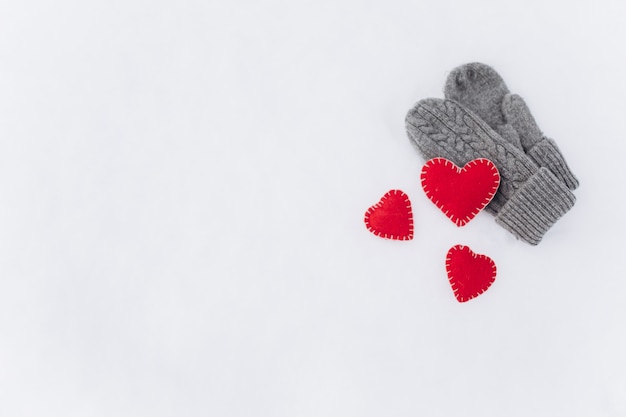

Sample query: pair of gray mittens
[405,63,578,245]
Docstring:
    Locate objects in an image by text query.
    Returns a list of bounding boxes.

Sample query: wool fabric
[405,98,575,245]
[444,62,579,190]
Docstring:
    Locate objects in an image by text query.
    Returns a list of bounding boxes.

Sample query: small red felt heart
[420,158,500,226]
[364,190,414,240]
[445,245,496,303]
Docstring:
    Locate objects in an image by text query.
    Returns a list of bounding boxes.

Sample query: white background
[1,0,625,416]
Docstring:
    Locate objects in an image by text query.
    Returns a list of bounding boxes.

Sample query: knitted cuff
[527,137,579,190]
[495,167,576,245]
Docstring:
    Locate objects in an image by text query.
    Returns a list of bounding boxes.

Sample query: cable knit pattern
[444,62,579,191]
[406,98,537,213]
[405,98,575,245]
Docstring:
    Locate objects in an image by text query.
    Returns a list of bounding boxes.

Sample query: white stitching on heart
[420,157,500,227]
[364,189,414,240]
[445,244,497,302]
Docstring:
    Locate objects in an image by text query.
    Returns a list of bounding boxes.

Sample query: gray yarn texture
[444,62,579,190]
[405,98,575,245]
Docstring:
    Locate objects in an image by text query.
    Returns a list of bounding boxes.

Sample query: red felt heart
[445,245,496,302]
[420,158,500,227]
[364,190,414,240]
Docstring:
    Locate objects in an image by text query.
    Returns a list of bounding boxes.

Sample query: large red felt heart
[420,158,500,227]
[445,245,496,303]
[364,190,414,240]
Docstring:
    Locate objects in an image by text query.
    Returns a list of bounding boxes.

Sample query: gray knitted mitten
[405,98,575,245]
[444,62,579,190]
